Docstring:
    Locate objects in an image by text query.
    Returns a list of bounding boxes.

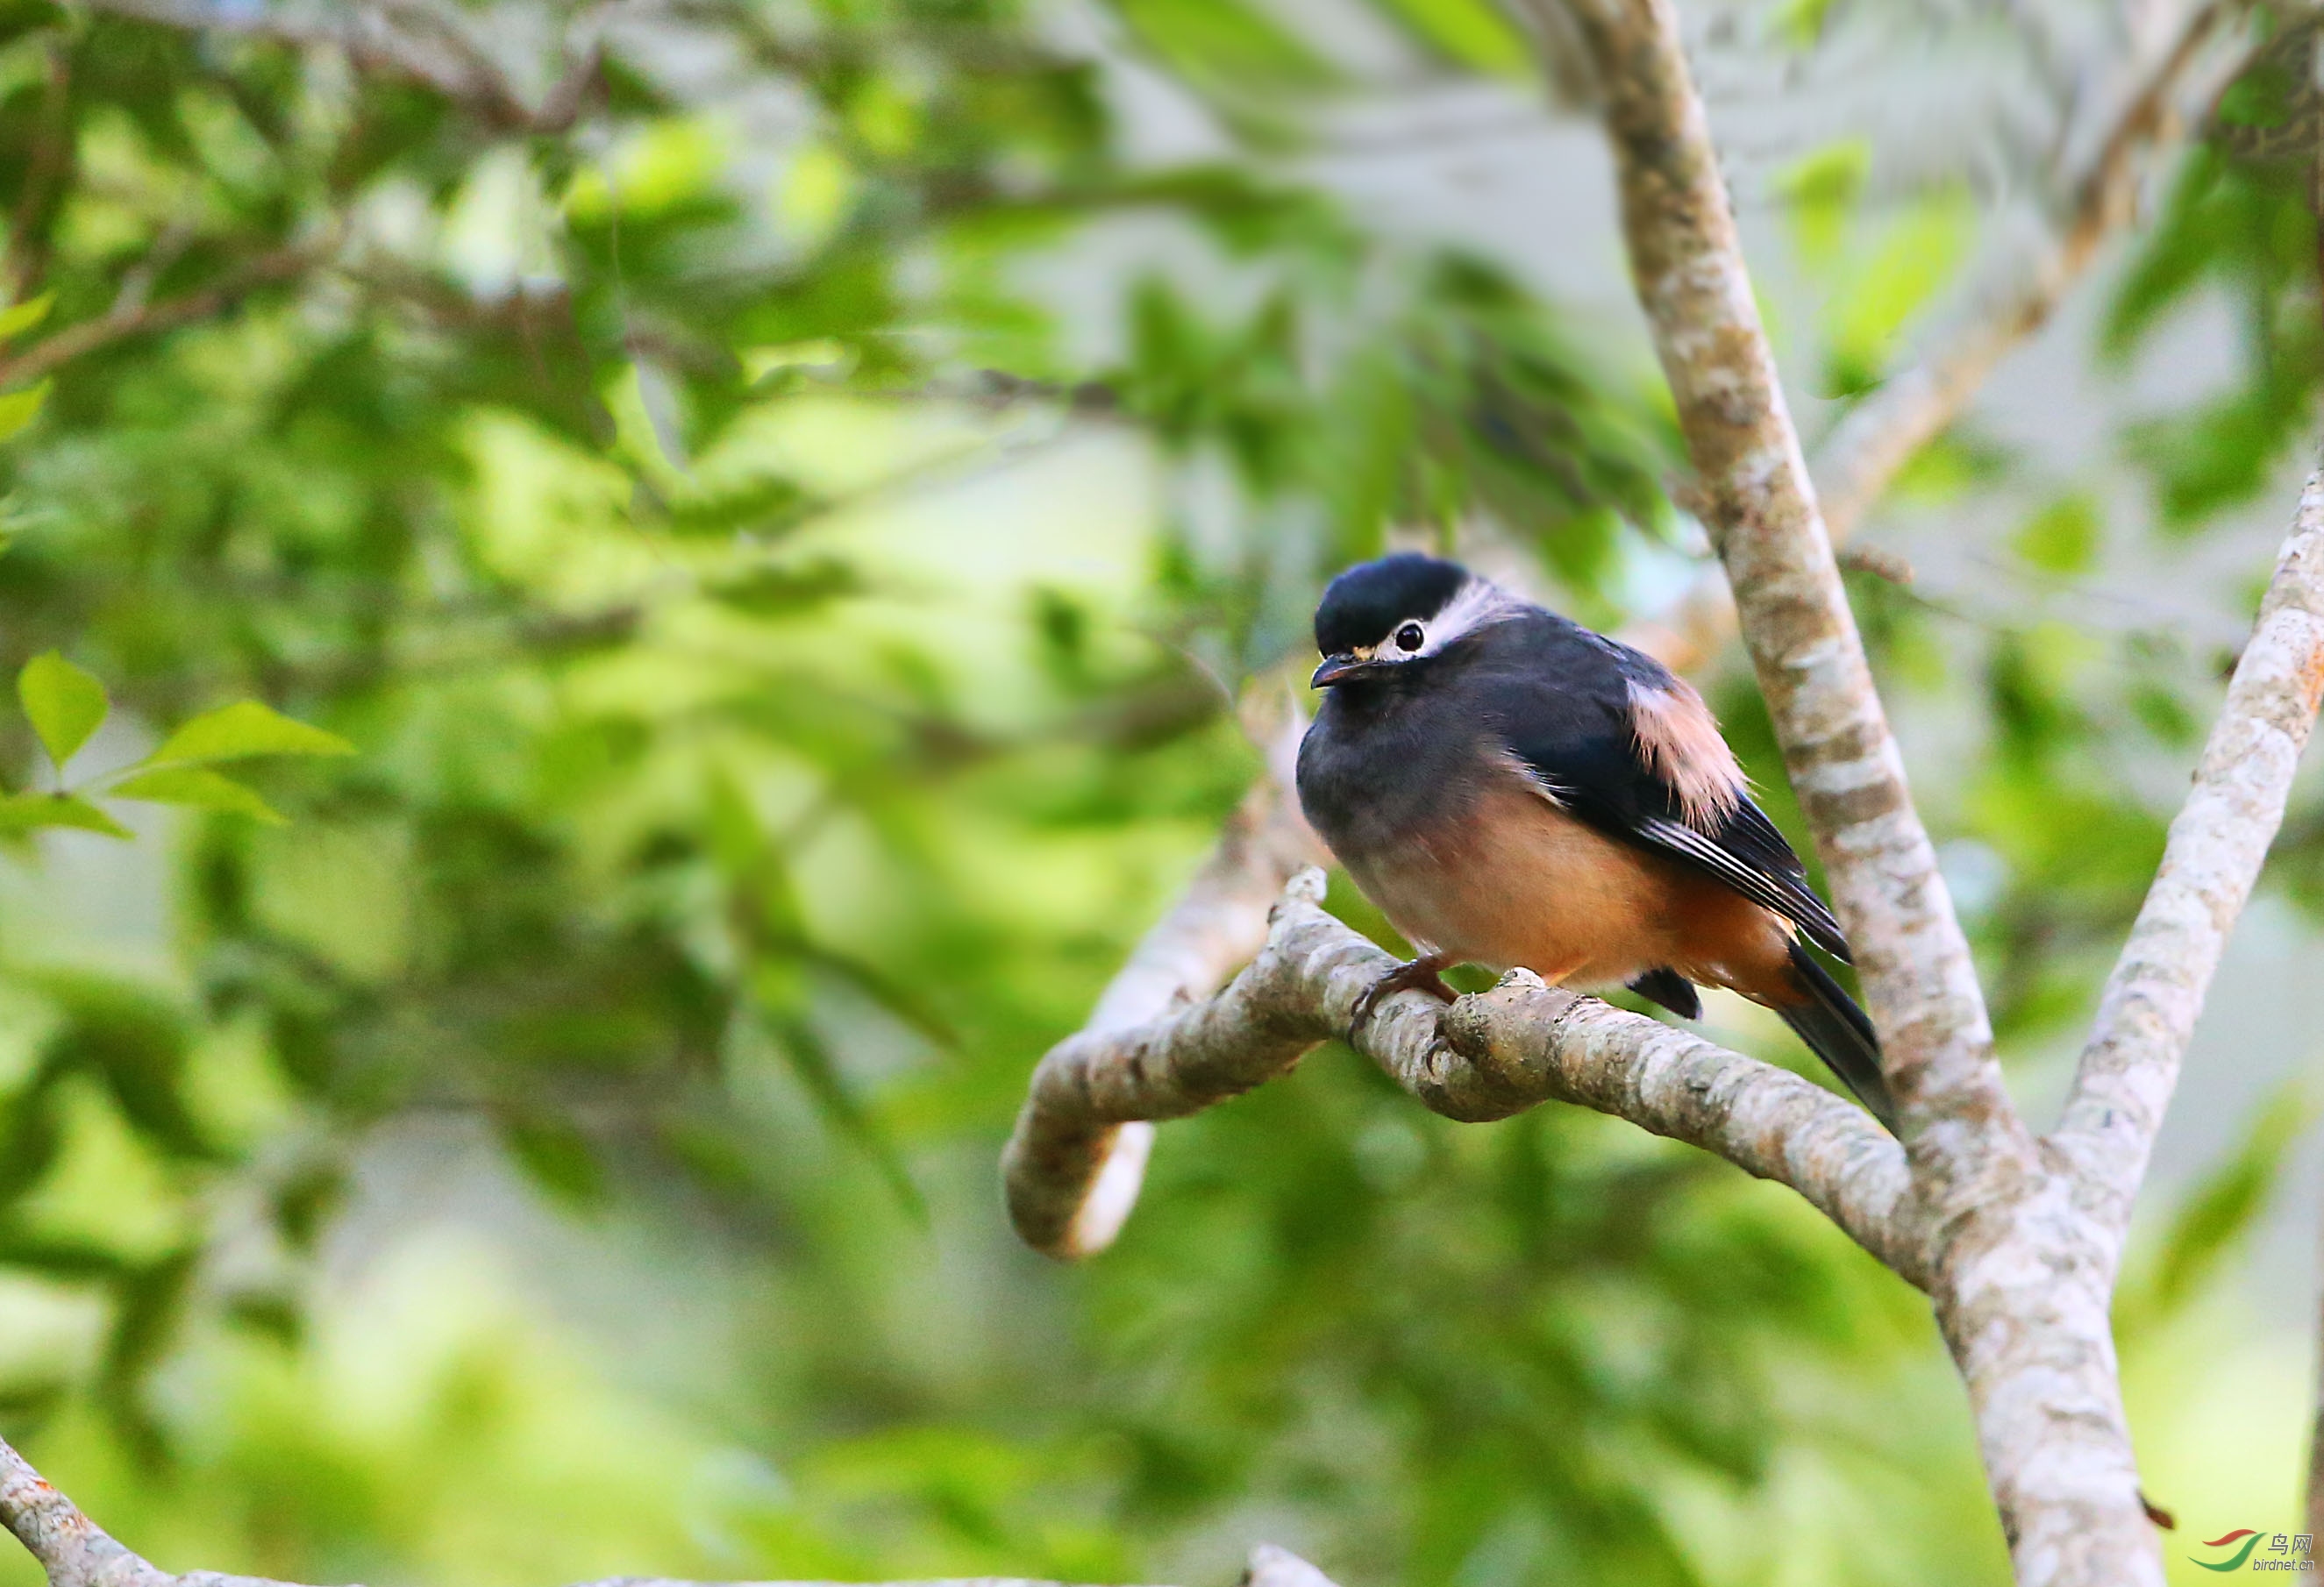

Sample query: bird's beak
[1310,651,1370,688]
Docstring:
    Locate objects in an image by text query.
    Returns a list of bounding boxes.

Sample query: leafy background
[0,0,2315,1583]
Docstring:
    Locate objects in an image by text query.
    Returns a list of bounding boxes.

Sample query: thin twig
[76,0,604,134]
[1622,0,2256,675]
[0,238,331,390]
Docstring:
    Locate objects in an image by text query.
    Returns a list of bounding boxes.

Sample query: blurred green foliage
[0,0,2310,1583]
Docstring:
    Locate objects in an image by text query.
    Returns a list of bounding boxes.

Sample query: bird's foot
[1351,954,1458,1036]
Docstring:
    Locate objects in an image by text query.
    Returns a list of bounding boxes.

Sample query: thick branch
[2051,462,2324,1236]
[1552,0,2016,1183]
[1007,871,1921,1279]
[1537,10,2184,1574]
[1001,715,1323,1256]
[0,1434,166,1587]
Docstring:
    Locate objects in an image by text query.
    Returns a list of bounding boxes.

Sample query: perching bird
[1294,553,1896,1133]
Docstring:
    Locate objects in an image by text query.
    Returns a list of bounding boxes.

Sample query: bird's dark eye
[1394,623,1425,653]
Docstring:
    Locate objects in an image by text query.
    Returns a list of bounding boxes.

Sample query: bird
[1294,552,1896,1133]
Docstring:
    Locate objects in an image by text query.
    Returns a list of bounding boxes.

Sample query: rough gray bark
[1551,0,2014,1169]
[2056,473,2324,1227]
[1009,869,1922,1274]
[1009,476,2324,1583]
[1002,696,1323,1258]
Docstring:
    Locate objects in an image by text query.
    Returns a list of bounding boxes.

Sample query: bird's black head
[1310,553,1517,689]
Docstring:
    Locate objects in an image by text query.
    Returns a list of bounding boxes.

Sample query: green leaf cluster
[4,653,348,836]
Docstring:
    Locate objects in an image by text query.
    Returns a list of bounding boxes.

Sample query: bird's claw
[1351,955,1458,1036]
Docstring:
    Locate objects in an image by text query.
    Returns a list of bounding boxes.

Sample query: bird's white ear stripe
[1628,679,1746,829]
[1413,579,1524,657]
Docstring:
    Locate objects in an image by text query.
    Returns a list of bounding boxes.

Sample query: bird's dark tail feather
[1778,943,1898,1135]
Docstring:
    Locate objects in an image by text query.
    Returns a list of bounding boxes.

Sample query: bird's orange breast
[1346,776,1798,1003]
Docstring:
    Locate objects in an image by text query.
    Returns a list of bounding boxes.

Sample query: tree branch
[1814,0,2247,544]
[1536,8,2199,1576]
[2051,462,2324,1236]
[1007,870,1922,1279]
[74,0,604,134]
[0,1429,1338,1587]
[0,1433,168,1587]
[1002,696,1324,1257]
[1545,0,2014,1171]
[0,238,332,390]
[1618,0,2255,676]
[996,4,2320,1583]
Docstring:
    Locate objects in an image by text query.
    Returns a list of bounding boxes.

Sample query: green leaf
[109,766,284,824]
[99,1248,198,1460]
[18,651,108,772]
[1822,187,1976,394]
[2014,493,2103,575]
[0,295,52,340]
[272,1161,346,1253]
[2153,1082,2313,1308]
[0,381,49,444]
[796,943,956,1048]
[0,1229,135,1278]
[761,1004,926,1225]
[2119,1080,2316,1337]
[39,974,211,1160]
[147,700,353,765]
[1889,429,2014,505]
[1113,0,1337,95]
[498,1114,608,1210]
[1359,0,1529,75]
[1771,0,1838,46]
[0,794,132,839]
[1776,139,1871,269]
